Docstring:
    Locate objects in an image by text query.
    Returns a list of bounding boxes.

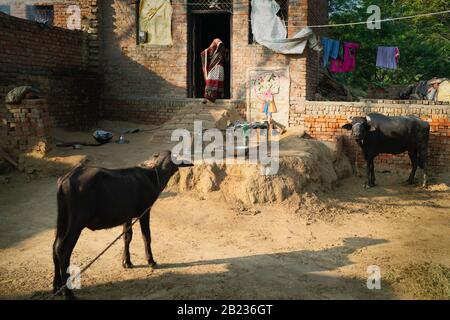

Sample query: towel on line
[376,46,400,69]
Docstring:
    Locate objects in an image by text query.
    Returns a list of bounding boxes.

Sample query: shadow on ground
[327,172,450,210]
[26,237,392,300]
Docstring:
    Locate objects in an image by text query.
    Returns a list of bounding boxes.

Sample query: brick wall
[100,0,327,119]
[0,5,100,129]
[102,98,190,125]
[290,100,450,171]
[101,98,246,125]
[0,0,91,28]
[100,0,188,100]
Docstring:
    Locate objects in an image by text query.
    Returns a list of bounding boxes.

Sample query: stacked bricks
[290,100,450,171]
[0,99,52,155]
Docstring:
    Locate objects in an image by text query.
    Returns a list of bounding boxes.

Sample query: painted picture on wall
[247,67,290,127]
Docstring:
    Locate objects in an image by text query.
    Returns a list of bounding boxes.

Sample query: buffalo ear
[365,116,375,131]
[341,123,353,130]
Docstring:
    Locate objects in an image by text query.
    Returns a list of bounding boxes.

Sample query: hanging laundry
[376,46,400,69]
[255,27,322,54]
[250,0,322,55]
[321,37,340,66]
[251,0,287,43]
[329,42,360,73]
[437,79,450,102]
[139,0,173,45]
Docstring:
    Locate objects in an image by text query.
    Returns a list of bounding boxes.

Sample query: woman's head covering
[208,38,224,55]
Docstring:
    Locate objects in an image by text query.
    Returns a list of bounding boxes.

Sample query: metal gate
[187,0,233,12]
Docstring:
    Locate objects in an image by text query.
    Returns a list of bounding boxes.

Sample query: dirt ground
[0,122,449,300]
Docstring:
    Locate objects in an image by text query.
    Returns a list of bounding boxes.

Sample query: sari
[201,39,226,102]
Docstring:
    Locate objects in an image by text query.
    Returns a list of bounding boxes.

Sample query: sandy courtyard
[0,123,449,300]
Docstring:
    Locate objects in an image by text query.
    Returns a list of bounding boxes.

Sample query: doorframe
[187,10,233,99]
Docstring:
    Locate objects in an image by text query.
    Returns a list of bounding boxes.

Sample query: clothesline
[247,9,450,28]
[177,1,450,29]
[302,9,450,28]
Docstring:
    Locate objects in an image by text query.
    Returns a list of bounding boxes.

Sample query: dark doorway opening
[189,12,231,99]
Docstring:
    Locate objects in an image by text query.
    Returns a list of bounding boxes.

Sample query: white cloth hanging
[251,0,287,43]
[258,27,322,54]
[251,0,322,55]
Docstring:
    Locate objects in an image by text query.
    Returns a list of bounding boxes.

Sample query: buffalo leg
[139,212,156,267]
[369,158,376,186]
[56,227,82,300]
[407,150,418,184]
[365,157,376,188]
[52,237,63,295]
[122,220,133,269]
[418,149,428,187]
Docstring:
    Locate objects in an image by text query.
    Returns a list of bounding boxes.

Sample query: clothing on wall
[329,42,360,73]
[256,27,322,55]
[321,37,340,66]
[139,0,173,45]
[251,0,287,43]
[376,46,400,69]
[437,80,450,102]
[250,0,322,54]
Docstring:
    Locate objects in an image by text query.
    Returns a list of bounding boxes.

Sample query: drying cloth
[5,86,40,104]
[251,0,322,54]
[321,37,340,66]
[256,27,322,55]
[330,42,359,73]
[376,46,400,69]
[251,0,287,44]
[437,80,450,102]
[139,0,173,45]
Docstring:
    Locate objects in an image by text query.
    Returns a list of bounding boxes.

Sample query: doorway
[188,12,232,99]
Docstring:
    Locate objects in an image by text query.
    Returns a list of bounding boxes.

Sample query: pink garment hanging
[330,42,360,73]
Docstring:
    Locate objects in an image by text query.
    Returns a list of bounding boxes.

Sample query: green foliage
[328,0,450,90]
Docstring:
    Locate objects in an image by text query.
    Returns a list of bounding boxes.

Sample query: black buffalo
[342,113,430,188]
[52,151,193,299]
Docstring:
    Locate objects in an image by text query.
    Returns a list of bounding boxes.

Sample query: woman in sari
[201,38,227,103]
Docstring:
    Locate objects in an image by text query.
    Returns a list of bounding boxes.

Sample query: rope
[49,168,160,299]
[306,10,450,28]
[175,0,450,29]
[244,10,450,28]
[137,1,450,28]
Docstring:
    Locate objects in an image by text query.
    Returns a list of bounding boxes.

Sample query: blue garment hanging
[321,37,341,66]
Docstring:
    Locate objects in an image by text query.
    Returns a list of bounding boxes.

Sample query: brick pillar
[306,0,329,100]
